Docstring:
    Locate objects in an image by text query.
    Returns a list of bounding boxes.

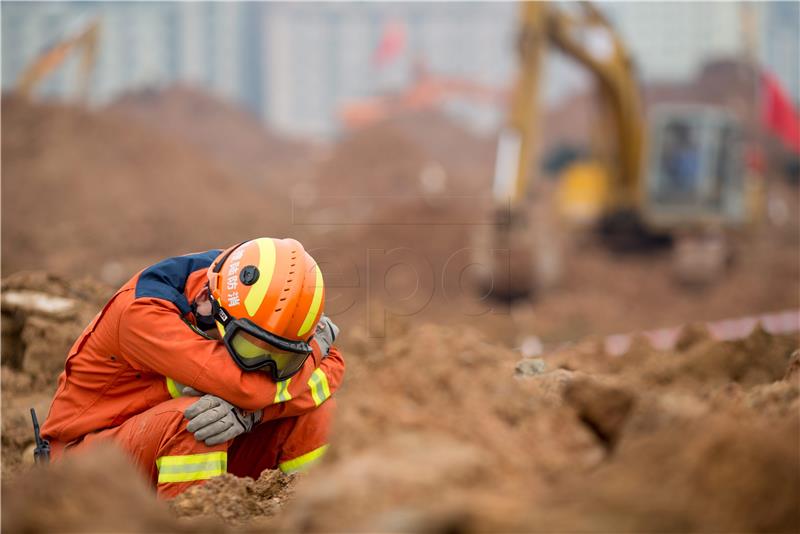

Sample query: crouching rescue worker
[40,237,344,498]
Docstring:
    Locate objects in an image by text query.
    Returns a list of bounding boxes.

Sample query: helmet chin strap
[194,310,217,332]
[192,284,217,332]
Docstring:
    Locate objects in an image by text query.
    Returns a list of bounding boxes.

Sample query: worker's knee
[146,396,200,431]
[151,396,199,415]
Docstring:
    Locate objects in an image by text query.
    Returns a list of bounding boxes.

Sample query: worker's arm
[118,298,344,411]
[259,345,344,422]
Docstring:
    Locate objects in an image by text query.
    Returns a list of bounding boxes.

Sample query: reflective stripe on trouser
[67,397,229,499]
[227,397,336,480]
[279,444,328,474]
[69,396,335,499]
[156,451,227,483]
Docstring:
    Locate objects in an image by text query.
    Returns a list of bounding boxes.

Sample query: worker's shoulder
[133,249,222,315]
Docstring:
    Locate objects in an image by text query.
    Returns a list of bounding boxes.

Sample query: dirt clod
[783,349,800,381]
[171,470,296,524]
[564,378,637,449]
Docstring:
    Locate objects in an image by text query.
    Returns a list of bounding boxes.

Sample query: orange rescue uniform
[41,250,344,498]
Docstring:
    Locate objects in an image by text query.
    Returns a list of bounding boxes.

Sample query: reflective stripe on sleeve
[156,451,227,484]
[279,445,329,474]
[166,377,181,399]
[274,377,293,404]
[307,368,331,407]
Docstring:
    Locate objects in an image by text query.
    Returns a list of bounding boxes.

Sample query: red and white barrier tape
[603,309,800,356]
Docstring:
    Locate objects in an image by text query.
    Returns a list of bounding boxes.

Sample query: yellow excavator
[15,18,100,102]
[478,2,750,298]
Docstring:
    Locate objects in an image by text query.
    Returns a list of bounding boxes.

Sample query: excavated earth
[2,92,799,532]
[2,271,798,532]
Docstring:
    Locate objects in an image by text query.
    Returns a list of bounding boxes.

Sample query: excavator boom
[481,1,747,298]
[493,2,645,212]
[15,20,100,102]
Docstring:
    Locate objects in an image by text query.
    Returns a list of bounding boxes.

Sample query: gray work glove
[315,315,340,358]
[184,394,262,446]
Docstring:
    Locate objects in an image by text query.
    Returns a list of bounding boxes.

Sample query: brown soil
[3,272,797,532]
[0,95,296,285]
[1,272,113,477]
[1,444,215,533]
[4,94,798,339]
[109,85,313,183]
[2,91,799,532]
[170,471,296,526]
[266,323,799,533]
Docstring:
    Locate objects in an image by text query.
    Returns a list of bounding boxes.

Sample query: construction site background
[2,2,799,532]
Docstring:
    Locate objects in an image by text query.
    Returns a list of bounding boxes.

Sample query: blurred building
[1,1,798,139]
[1,1,518,137]
[258,2,517,136]
[1,2,250,104]
[602,2,745,81]
[602,2,799,95]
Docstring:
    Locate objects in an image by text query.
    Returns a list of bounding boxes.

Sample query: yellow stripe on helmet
[297,266,324,337]
[244,238,277,317]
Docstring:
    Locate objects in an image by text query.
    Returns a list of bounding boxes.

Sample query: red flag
[761,71,800,154]
[372,20,406,67]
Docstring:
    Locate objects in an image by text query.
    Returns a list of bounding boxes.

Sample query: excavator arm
[15,20,100,102]
[483,2,647,299]
[492,2,548,207]
[493,2,645,211]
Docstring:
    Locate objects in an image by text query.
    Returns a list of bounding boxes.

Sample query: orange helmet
[207,238,325,378]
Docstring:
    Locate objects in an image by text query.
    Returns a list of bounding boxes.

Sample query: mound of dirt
[109,85,313,182]
[5,90,797,345]
[1,271,111,379]
[304,112,492,234]
[366,111,496,179]
[551,324,798,391]
[529,414,800,533]
[170,470,296,525]
[1,444,208,533]
[316,110,491,197]
[269,322,799,532]
[1,95,294,283]
[1,273,797,531]
[1,271,111,476]
[282,114,500,332]
[2,82,798,531]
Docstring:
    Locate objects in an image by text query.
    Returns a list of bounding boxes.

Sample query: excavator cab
[642,105,748,284]
[644,105,747,231]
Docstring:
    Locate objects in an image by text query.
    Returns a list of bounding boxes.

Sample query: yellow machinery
[480,2,749,297]
[492,2,644,216]
[15,18,100,102]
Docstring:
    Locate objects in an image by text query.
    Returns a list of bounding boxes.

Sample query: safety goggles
[211,300,312,380]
